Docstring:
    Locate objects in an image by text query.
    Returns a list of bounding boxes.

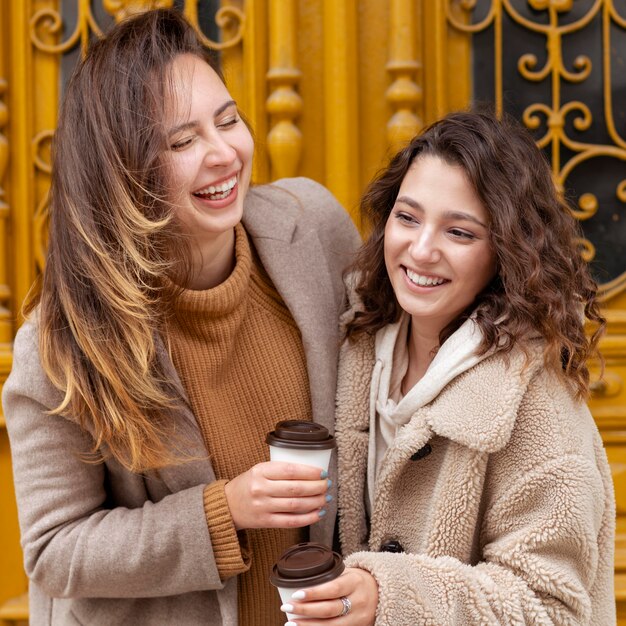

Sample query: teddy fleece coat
[3,178,361,626]
[335,330,616,625]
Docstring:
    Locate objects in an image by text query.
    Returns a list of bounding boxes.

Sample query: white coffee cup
[270,542,345,622]
[266,420,336,472]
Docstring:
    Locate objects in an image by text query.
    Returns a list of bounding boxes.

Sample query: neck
[187,228,236,290]
[401,319,441,393]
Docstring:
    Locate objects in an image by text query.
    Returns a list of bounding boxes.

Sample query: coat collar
[339,329,544,454]
[415,343,543,453]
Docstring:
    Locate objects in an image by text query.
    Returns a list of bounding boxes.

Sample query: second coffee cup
[266,420,336,472]
[270,541,345,621]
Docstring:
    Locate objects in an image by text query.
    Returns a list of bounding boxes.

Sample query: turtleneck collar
[173,223,252,319]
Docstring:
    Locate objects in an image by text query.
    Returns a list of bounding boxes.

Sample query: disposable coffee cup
[270,542,345,621]
[266,420,336,472]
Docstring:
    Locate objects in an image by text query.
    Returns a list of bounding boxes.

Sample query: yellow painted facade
[0,1,624,622]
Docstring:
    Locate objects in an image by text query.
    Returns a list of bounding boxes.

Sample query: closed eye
[218,115,240,130]
[171,136,194,151]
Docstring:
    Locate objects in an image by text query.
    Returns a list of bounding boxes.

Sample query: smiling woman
[383,155,496,371]
[165,54,254,289]
[283,112,616,625]
[1,9,360,626]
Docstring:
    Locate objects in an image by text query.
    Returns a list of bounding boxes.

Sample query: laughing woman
[2,9,359,626]
[281,112,616,625]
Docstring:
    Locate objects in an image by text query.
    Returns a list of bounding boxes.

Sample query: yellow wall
[1,1,625,622]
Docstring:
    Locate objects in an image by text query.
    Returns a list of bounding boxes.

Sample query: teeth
[406,268,446,286]
[195,175,237,197]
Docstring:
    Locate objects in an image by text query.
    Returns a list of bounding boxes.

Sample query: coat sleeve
[345,449,613,625]
[3,319,226,599]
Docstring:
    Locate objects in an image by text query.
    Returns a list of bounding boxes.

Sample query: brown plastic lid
[266,420,336,450]
[270,542,345,588]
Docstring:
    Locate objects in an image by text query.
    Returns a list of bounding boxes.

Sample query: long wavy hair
[345,111,605,398]
[23,9,224,471]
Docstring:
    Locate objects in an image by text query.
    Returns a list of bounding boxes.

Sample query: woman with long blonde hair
[3,9,359,625]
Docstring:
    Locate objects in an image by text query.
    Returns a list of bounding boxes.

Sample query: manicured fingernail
[320,469,328,479]
[285,622,298,626]
[327,478,332,488]
[280,603,294,612]
[318,508,327,517]
[291,590,306,600]
[325,493,333,502]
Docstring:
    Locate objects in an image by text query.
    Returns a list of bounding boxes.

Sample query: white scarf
[367,312,490,513]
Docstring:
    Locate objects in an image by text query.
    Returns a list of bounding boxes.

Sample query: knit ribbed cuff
[203,480,251,580]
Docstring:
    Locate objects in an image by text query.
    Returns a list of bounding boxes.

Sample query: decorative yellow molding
[10,0,37,326]
[236,0,270,184]
[386,0,422,153]
[0,78,12,347]
[266,0,302,179]
[323,0,360,219]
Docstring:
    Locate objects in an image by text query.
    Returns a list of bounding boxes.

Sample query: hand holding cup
[224,460,331,531]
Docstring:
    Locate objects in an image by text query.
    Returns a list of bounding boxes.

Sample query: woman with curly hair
[279,112,615,624]
[2,8,359,625]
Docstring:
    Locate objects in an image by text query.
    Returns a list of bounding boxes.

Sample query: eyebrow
[395,195,488,229]
[167,99,238,137]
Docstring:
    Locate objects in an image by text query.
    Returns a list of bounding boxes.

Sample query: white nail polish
[280,603,294,612]
[291,590,306,600]
[285,622,298,626]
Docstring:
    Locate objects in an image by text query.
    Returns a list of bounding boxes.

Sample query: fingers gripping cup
[266,420,336,472]
[270,542,345,621]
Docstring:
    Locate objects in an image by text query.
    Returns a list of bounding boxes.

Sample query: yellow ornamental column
[386,0,422,153]
[266,0,302,179]
[0,79,11,353]
[323,0,360,220]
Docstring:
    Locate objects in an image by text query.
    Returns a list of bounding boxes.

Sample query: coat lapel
[335,332,375,553]
[243,185,340,434]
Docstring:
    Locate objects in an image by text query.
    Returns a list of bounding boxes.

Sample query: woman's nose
[203,137,237,168]
[408,232,441,263]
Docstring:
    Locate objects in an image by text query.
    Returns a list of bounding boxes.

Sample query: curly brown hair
[345,110,605,398]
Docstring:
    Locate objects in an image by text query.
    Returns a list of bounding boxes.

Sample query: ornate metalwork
[30,1,244,57]
[446,0,626,300]
[32,131,54,273]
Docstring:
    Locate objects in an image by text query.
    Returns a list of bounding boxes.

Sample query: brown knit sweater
[168,224,311,626]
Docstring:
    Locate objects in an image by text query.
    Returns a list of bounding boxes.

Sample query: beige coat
[336,330,616,625]
[3,178,360,626]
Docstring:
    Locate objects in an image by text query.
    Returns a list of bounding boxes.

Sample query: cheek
[237,127,255,164]
[168,154,196,192]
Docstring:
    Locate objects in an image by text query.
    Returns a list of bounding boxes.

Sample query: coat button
[380,540,404,553]
[410,443,432,461]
